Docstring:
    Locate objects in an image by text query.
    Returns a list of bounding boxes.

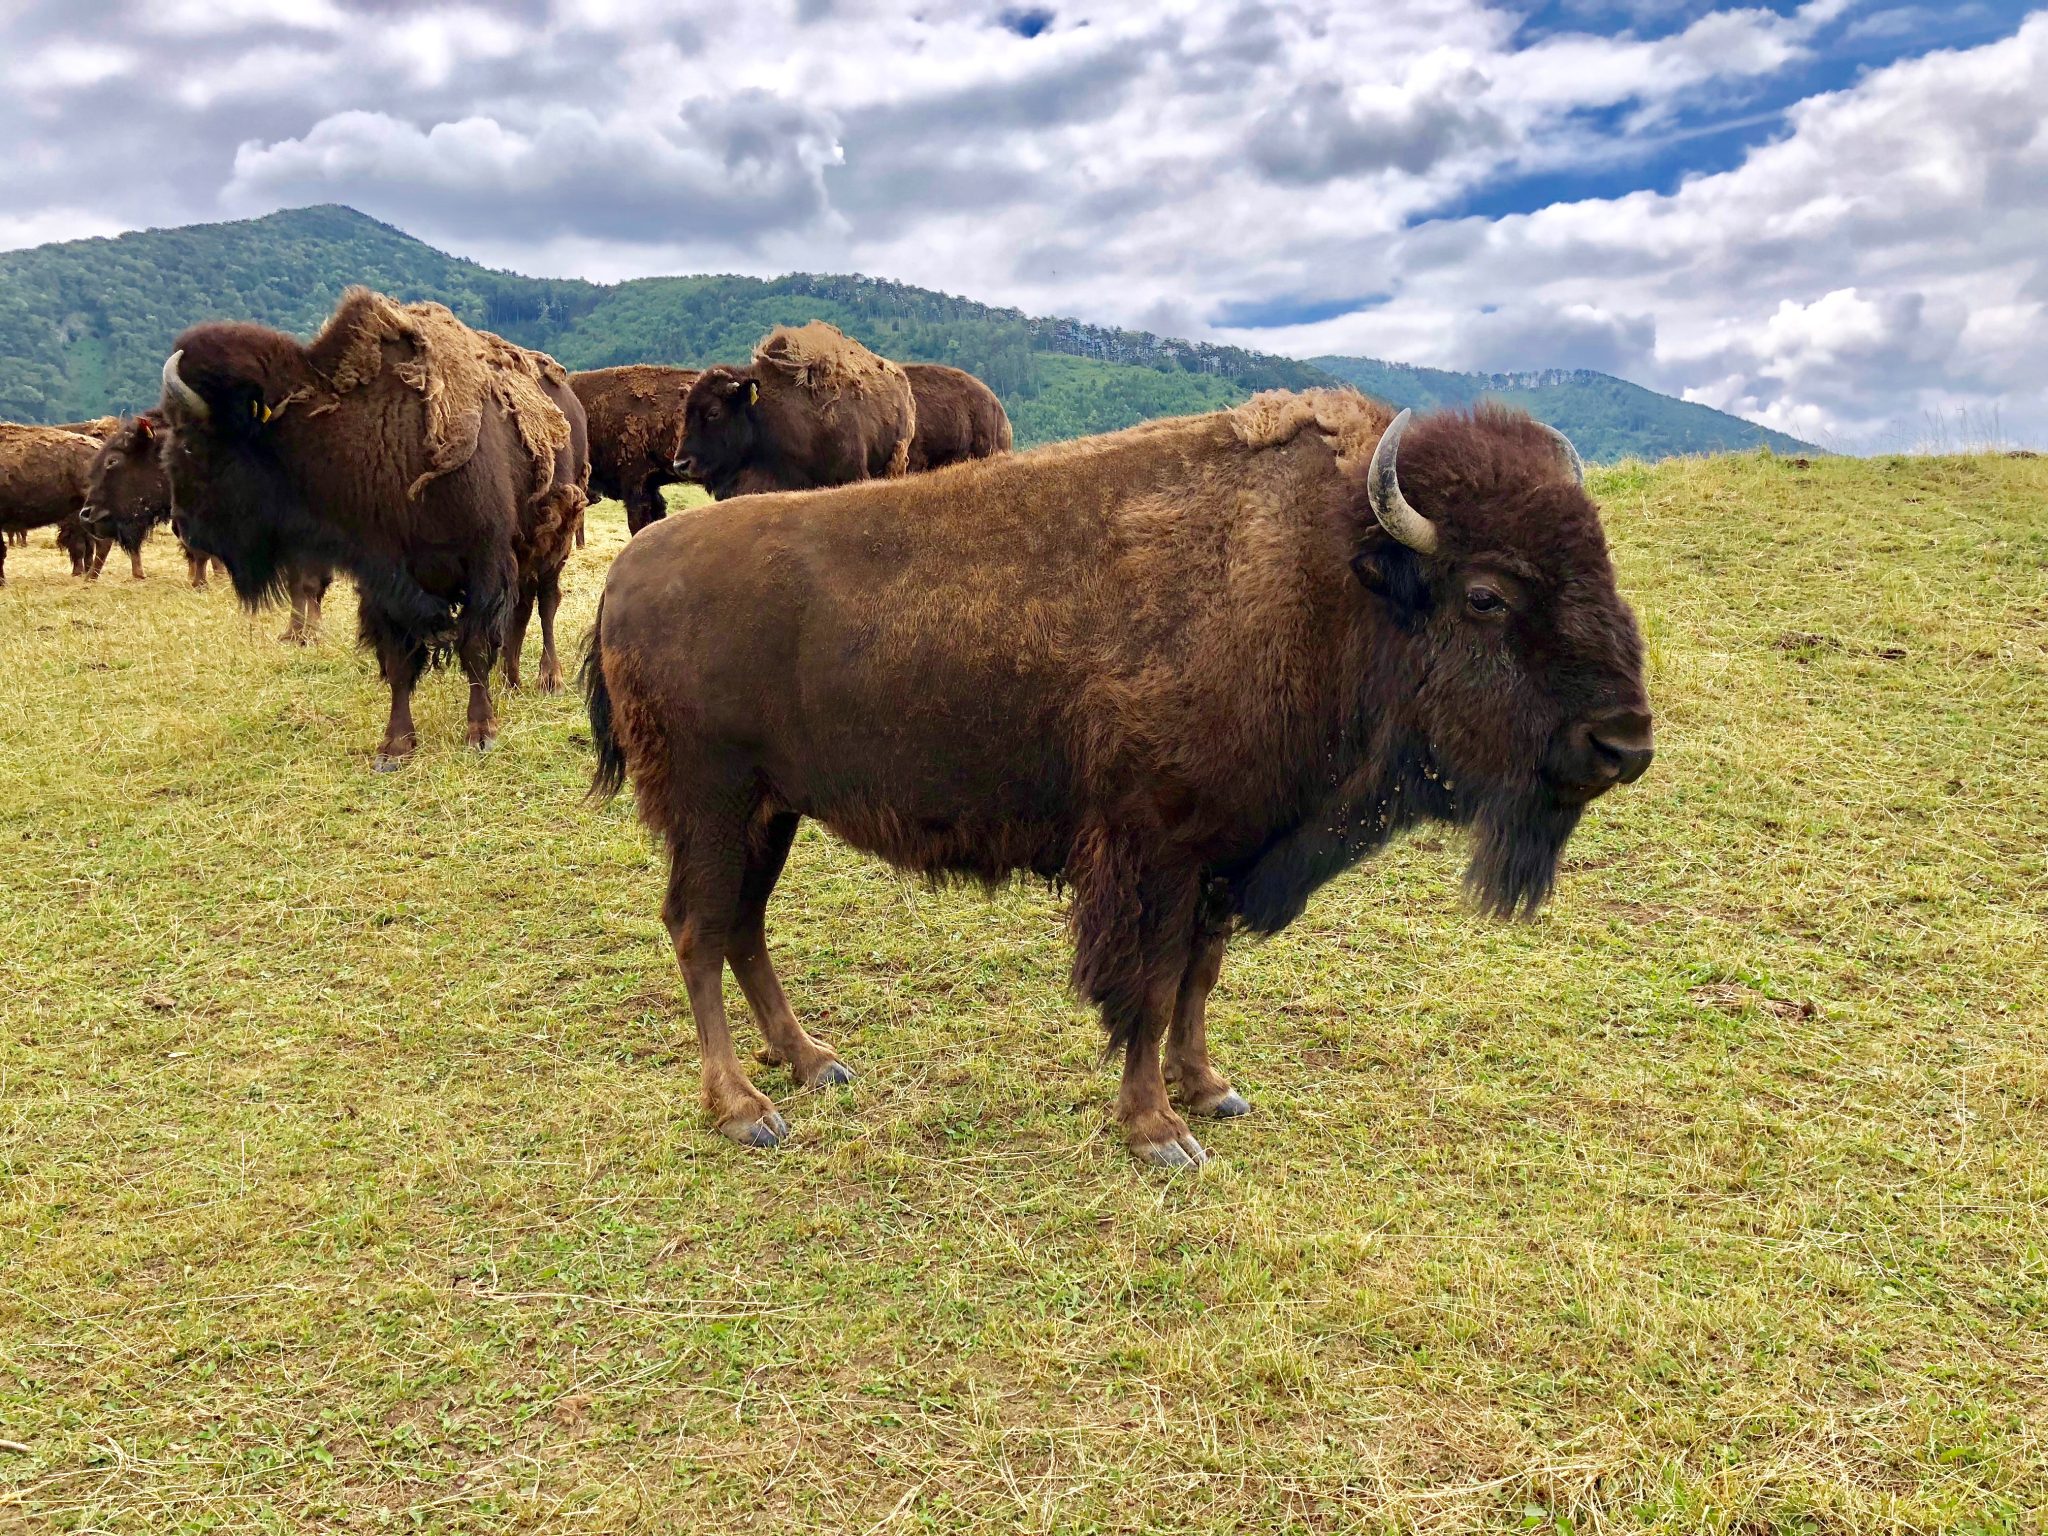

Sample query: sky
[3,0,2044,450]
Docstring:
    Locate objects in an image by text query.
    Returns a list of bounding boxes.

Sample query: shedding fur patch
[0,424,98,491]
[754,321,908,405]
[1227,388,1391,462]
[301,288,570,501]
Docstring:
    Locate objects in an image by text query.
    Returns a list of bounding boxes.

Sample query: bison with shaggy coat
[0,424,103,585]
[160,288,588,767]
[585,392,1653,1167]
[674,322,915,499]
[570,365,700,535]
[902,363,1012,472]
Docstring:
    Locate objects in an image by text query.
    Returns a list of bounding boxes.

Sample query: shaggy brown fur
[902,363,1012,472]
[585,389,1652,1167]
[162,288,587,765]
[675,321,916,499]
[0,425,103,585]
[570,365,701,534]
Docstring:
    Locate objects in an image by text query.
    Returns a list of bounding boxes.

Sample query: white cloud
[1,0,2044,447]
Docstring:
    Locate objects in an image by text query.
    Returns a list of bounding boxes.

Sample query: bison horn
[1539,422,1585,487]
[161,350,208,421]
[1366,408,1438,555]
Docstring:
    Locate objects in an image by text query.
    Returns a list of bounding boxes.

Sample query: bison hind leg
[731,810,853,1090]
[662,792,796,1148]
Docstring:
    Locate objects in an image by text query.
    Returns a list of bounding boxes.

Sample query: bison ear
[1352,542,1432,633]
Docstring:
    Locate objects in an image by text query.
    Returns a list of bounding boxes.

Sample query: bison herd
[5,287,1653,1169]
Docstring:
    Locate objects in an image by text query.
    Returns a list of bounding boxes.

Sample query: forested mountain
[1309,355,1816,460]
[0,204,1811,456]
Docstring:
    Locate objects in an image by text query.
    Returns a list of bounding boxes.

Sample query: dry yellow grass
[2,453,2045,1533]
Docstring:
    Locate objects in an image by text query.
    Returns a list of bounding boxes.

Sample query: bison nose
[672,455,693,476]
[1584,706,1654,786]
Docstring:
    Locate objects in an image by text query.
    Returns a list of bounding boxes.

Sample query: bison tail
[581,595,628,804]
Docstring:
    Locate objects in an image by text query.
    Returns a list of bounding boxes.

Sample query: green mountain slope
[0,204,1810,456]
[1310,355,1816,459]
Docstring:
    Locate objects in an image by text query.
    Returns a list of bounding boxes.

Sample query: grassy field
[2,452,2045,1534]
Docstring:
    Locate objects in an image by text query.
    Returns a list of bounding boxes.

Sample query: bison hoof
[720,1109,790,1149]
[371,751,411,773]
[470,734,498,755]
[1203,1090,1252,1119]
[1133,1134,1209,1171]
[537,663,564,694]
[807,1058,855,1088]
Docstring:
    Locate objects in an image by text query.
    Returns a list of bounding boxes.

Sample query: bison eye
[1466,586,1506,617]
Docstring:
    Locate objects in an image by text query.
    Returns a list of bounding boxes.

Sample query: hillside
[0,204,1812,456]
[1311,354,1817,460]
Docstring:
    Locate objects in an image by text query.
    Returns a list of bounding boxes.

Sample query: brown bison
[80,410,335,638]
[570,365,701,534]
[674,322,916,499]
[159,288,588,767]
[902,363,1012,471]
[77,413,170,583]
[584,392,1653,1167]
[0,424,104,585]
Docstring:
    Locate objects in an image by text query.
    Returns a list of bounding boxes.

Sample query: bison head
[1350,405,1652,918]
[158,330,341,609]
[79,413,170,556]
[673,367,760,494]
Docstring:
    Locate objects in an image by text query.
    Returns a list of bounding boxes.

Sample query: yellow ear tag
[260,403,272,423]
[747,381,759,406]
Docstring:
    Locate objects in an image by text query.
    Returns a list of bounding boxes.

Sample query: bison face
[1356,406,1653,917]
[160,345,334,609]
[674,369,759,494]
[79,417,170,555]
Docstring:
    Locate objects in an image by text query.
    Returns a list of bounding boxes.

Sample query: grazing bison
[159,288,587,767]
[902,363,1012,472]
[0,424,103,585]
[674,322,916,499]
[570,365,700,535]
[585,392,1652,1166]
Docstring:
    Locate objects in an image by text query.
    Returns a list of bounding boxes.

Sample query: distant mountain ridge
[0,204,1813,457]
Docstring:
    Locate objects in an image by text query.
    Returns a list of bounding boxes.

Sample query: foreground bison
[160,288,587,766]
[585,391,1653,1167]
[902,363,1012,471]
[0,424,103,585]
[674,322,916,499]
[570,365,700,534]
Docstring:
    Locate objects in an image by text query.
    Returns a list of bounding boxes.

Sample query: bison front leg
[126,543,146,580]
[729,811,853,1089]
[534,569,565,693]
[458,629,500,753]
[186,552,209,589]
[503,590,534,689]
[371,631,426,772]
[1163,884,1250,1119]
[1075,851,1210,1169]
[664,805,792,1148]
[280,568,327,643]
[624,481,665,535]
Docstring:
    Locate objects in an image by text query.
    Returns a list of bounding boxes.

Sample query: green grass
[3,453,2045,1533]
